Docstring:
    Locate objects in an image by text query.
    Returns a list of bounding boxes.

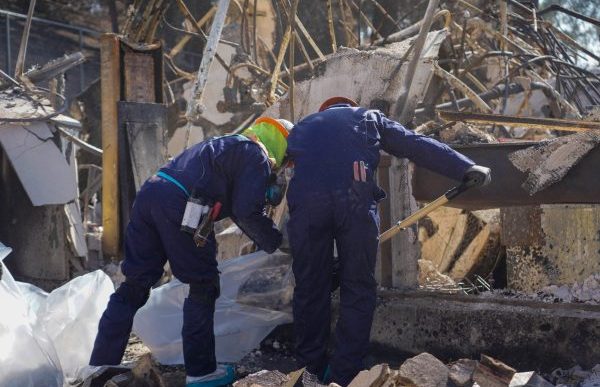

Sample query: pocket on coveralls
[349,181,375,212]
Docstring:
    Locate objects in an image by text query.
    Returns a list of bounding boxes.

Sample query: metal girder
[412,142,600,210]
[100,33,121,258]
[439,111,600,132]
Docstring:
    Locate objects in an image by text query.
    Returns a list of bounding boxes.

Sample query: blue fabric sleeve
[376,113,475,181]
[223,143,282,253]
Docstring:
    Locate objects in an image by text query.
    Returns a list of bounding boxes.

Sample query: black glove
[463,165,491,187]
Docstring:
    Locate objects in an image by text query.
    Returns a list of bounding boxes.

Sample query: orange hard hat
[318,96,359,112]
[255,116,290,138]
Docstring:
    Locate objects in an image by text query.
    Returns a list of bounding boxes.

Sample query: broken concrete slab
[472,363,511,387]
[449,359,478,387]
[368,291,600,371]
[128,354,167,387]
[263,30,448,121]
[348,364,391,387]
[79,366,131,387]
[480,355,516,377]
[398,353,449,387]
[472,355,516,387]
[509,372,554,387]
[233,369,289,387]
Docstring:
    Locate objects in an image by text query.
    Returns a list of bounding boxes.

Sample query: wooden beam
[100,33,121,258]
[438,110,600,132]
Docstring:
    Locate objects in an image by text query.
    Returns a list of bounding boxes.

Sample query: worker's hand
[463,165,491,187]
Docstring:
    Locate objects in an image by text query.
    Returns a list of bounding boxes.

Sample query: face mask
[265,172,286,206]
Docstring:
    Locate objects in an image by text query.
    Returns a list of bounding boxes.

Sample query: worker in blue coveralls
[89,117,293,387]
[286,97,491,386]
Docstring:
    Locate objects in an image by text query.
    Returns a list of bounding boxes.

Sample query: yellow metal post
[100,33,121,258]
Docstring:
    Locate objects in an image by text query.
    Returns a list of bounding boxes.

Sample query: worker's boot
[186,364,235,386]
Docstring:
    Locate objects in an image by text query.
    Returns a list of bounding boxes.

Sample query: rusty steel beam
[433,62,492,113]
[100,34,121,258]
[438,111,600,132]
[412,142,600,210]
[24,52,86,83]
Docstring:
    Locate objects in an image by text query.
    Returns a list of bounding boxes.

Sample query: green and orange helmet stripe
[242,117,289,167]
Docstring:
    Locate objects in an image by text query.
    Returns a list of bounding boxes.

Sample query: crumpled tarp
[133,251,294,364]
[0,242,114,386]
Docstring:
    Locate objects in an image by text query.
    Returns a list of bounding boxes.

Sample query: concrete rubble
[233,352,600,387]
[482,273,600,305]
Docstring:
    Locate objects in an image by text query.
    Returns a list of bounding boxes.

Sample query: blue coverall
[90,135,282,376]
[286,104,475,386]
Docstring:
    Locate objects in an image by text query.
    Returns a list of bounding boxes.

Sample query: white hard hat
[276,118,294,132]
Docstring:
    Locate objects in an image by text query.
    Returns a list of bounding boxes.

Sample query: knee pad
[188,277,220,306]
[115,280,150,309]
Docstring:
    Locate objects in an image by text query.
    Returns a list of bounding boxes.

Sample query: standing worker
[286,97,491,386]
[89,117,293,387]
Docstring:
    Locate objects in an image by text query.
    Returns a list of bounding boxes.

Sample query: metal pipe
[414,81,550,114]
[253,0,258,63]
[538,4,600,28]
[396,0,440,121]
[14,0,37,78]
[289,0,299,121]
[373,9,451,46]
[438,110,600,132]
[55,125,102,156]
[0,9,98,35]
[433,61,492,113]
[5,15,11,73]
[79,30,84,92]
[327,0,336,52]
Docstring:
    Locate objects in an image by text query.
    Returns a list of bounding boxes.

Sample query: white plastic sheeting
[1,243,293,385]
[0,243,114,386]
[133,251,293,364]
[0,243,63,387]
[40,270,114,381]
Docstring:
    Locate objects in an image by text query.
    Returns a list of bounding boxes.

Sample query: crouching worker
[90,117,293,387]
[286,97,491,386]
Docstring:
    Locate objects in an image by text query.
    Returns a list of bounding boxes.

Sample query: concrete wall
[366,291,600,371]
[501,205,600,292]
[0,150,71,290]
